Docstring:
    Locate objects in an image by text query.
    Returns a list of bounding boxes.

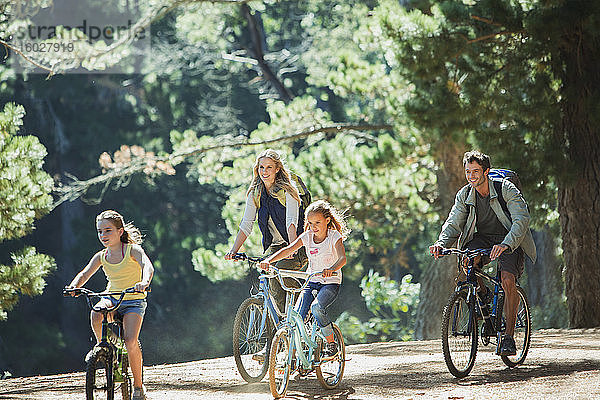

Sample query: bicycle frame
[445,248,506,348]
[273,267,330,370]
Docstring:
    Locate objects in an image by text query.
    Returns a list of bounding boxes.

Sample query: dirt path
[2,329,599,400]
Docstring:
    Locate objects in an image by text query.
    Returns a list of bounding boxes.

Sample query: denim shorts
[105,297,147,319]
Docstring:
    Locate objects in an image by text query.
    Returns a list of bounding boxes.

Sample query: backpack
[253,172,312,211]
[488,168,525,220]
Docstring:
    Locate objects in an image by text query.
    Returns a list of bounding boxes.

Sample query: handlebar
[229,253,338,292]
[437,247,491,258]
[63,286,150,313]
[231,253,264,263]
[269,265,338,293]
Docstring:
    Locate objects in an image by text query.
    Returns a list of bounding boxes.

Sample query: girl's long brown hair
[96,210,144,244]
[246,149,301,203]
[304,200,351,240]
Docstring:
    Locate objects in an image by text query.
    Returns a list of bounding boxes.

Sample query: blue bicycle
[230,253,299,382]
[439,248,531,378]
[267,266,345,398]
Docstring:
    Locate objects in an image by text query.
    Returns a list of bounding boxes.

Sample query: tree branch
[51,123,392,209]
[3,0,252,74]
[241,3,294,104]
[0,39,55,75]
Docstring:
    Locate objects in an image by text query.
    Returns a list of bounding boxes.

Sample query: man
[429,150,536,355]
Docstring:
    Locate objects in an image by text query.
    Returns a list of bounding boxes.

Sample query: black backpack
[488,168,526,220]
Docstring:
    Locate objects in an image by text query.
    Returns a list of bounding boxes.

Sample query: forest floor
[2,328,599,400]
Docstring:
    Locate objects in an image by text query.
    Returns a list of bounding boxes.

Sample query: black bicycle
[438,248,531,378]
[63,286,148,400]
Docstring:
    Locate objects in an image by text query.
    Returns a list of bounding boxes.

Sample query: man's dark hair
[463,150,491,171]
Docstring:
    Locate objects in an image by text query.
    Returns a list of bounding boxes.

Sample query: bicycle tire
[268,327,292,399]
[85,346,115,400]
[441,288,478,378]
[232,297,273,382]
[315,323,345,389]
[501,286,531,368]
[119,351,132,400]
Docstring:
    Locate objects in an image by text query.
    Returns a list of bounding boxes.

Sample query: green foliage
[0,103,53,241]
[370,0,564,228]
[0,247,56,320]
[337,271,420,343]
[0,103,55,321]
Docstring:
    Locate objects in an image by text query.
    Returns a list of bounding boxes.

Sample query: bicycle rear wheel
[86,347,115,400]
[501,286,531,368]
[232,297,273,382]
[268,328,292,399]
[441,288,478,378]
[315,323,345,389]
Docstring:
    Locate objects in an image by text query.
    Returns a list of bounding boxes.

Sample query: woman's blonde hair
[304,200,351,240]
[96,210,144,244]
[246,149,301,204]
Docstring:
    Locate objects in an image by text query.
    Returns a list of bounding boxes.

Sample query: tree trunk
[557,31,600,328]
[526,227,567,328]
[414,140,468,339]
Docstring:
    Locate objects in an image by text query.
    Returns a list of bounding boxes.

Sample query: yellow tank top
[100,244,146,300]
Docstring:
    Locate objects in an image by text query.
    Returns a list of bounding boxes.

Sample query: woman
[224,149,308,314]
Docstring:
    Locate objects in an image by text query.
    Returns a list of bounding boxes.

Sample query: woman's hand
[259,260,271,271]
[224,251,236,260]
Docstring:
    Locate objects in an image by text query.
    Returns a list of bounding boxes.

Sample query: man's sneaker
[251,348,266,364]
[323,342,338,357]
[132,385,147,400]
[499,335,517,356]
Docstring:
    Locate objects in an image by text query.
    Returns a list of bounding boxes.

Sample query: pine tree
[0,103,55,320]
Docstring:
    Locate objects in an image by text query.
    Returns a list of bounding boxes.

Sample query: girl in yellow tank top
[67,210,154,400]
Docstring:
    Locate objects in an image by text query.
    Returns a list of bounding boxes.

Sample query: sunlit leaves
[0,103,55,320]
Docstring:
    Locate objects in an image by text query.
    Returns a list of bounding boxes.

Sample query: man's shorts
[465,233,524,278]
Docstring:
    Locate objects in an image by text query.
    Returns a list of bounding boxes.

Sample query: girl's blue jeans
[298,282,340,337]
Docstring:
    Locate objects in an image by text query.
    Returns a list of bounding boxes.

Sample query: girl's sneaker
[324,342,338,357]
[132,385,147,400]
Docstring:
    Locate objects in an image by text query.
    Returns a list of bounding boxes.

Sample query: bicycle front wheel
[232,297,273,382]
[315,323,345,389]
[85,347,115,400]
[441,288,478,378]
[501,286,531,368]
[119,351,132,400]
[268,328,292,399]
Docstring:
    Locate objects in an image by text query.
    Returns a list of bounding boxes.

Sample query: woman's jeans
[298,282,339,337]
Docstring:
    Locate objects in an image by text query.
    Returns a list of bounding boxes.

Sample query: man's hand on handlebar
[429,244,444,259]
[321,267,336,278]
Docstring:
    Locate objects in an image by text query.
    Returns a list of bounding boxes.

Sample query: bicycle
[267,266,345,399]
[63,286,149,400]
[230,253,300,383]
[437,247,531,378]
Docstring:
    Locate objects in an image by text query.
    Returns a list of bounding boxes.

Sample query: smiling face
[306,211,331,241]
[96,218,124,248]
[257,156,280,188]
[465,160,489,190]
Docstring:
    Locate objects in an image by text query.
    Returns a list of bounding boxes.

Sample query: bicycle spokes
[441,290,478,378]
